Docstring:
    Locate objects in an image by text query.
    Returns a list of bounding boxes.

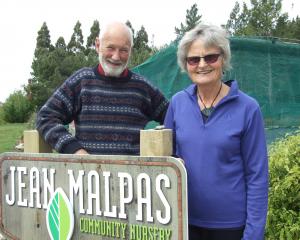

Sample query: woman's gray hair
[177,23,231,72]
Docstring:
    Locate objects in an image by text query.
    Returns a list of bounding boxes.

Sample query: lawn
[0,123,27,153]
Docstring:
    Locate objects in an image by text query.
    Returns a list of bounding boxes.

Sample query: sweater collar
[94,64,132,81]
[97,64,129,77]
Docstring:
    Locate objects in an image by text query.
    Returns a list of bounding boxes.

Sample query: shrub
[0,106,6,124]
[266,130,300,239]
[2,91,33,123]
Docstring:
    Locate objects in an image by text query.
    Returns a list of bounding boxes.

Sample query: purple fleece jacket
[164,80,268,240]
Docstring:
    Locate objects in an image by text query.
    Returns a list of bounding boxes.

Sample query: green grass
[0,123,27,153]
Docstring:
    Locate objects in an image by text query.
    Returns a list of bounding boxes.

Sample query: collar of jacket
[184,80,240,104]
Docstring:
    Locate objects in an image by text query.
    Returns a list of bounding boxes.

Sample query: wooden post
[140,126,173,156]
[23,130,52,153]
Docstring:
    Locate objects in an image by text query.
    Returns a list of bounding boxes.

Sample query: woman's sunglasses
[186,53,221,66]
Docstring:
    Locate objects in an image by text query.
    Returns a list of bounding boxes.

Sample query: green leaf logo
[46,188,74,240]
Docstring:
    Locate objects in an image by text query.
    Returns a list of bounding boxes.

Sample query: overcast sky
[0,0,298,102]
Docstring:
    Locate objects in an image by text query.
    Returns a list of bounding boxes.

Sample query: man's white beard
[99,54,128,77]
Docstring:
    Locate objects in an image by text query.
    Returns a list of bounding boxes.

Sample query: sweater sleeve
[147,84,169,125]
[241,106,269,240]
[36,77,83,154]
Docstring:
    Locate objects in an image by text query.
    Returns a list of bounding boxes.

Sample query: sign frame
[0,152,188,240]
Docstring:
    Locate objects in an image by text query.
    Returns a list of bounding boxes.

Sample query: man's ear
[95,37,100,54]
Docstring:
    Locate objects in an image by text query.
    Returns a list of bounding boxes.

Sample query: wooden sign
[0,153,188,239]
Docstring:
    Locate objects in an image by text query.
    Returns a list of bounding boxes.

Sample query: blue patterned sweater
[36,65,168,155]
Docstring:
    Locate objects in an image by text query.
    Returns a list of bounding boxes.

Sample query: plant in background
[0,105,6,125]
[266,130,300,239]
[2,91,33,123]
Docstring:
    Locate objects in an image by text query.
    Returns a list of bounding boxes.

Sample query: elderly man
[36,22,168,155]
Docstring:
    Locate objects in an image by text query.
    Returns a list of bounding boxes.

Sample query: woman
[164,23,268,240]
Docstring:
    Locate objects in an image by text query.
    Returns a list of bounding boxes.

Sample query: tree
[287,17,300,40]
[29,22,55,108]
[134,25,150,51]
[294,17,300,38]
[35,22,53,55]
[226,2,251,35]
[29,52,60,108]
[226,0,300,40]
[249,0,282,36]
[86,20,100,52]
[272,13,291,38]
[86,20,100,66]
[128,25,153,67]
[226,0,283,36]
[67,21,85,53]
[55,36,67,50]
[175,3,202,39]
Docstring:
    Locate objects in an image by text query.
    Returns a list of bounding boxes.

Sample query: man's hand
[75,149,89,155]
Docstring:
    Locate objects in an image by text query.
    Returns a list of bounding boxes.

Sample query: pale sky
[0,0,298,102]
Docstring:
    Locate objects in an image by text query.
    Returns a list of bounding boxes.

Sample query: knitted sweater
[36,65,168,155]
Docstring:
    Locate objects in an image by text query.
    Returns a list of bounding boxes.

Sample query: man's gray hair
[177,23,231,72]
[100,22,134,46]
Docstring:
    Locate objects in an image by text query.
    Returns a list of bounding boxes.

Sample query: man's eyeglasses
[186,53,222,66]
